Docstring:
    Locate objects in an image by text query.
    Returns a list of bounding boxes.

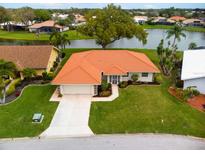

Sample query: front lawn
[0,30,92,41]
[0,85,58,138]
[89,80,205,138]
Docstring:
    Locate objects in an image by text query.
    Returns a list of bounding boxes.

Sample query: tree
[34,9,51,22]
[188,42,197,49]
[77,4,147,49]
[0,60,17,103]
[49,31,70,49]
[14,7,35,26]
[0,6,8,23]
[166,25,186,48]
[22,68,37,81]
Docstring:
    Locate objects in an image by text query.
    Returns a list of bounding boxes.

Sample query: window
[141,73,148,77]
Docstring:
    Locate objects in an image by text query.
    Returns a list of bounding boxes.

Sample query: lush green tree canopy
[34,9,51,22]
[77,4,148,48]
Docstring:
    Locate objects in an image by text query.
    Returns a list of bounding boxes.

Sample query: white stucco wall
[183,77,205,94]
[121,72,154,82]
[60,85,95,95]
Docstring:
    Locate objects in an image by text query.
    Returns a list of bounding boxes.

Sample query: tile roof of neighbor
[170,16,186,21]
[181,49,205,80]
[0,45,56,70]
[29,20,63,29]
[53,50,160,85]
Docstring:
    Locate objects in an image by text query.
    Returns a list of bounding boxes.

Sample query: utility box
[32,113,44,123]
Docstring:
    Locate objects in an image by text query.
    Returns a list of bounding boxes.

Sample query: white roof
[181,49,205,80]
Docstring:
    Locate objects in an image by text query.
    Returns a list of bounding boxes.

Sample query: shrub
[183,86,200,100]
[101,80,110,91]
[53,61,58,68]
[61,52,66,58]
[6,78,21,96]
[99,90,111,97]
[119,81,128,88]
[154,74,163,84]
[42,72,54,81]
[4,79,11,85]
[175,80,183,88]
[131,73,139,82]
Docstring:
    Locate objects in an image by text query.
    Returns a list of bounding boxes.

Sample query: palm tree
[60,33,70,49]
[166,25,186,48]
[22,68,37,81]
[0,59,17,103]
[49,31,61,48]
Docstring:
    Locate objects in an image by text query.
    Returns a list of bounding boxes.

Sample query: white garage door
[61,85,93,95]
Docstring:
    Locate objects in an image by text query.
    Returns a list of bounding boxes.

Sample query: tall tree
[166,25,186,48]
[14,7,35,26]
[34,9,51,22]
[77,4,147,49]
[0,60,17,104]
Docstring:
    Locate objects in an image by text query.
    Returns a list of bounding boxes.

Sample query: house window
[141,73,148,77]
[122,73,129,77]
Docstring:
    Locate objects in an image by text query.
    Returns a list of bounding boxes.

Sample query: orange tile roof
[0,45,56,70]
[170,16,186,21]
[29,20,63,29]
[52,50,160,85]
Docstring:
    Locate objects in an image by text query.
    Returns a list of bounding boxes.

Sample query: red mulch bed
[168,87,205,112]
[187,95,205,112]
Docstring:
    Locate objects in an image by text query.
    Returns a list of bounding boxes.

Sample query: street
[1,134,205,150]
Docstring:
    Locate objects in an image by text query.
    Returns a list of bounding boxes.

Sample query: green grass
[0,30,92,41]
[140,24,205,33]
[89,79,205,138]
[0,85,58,138]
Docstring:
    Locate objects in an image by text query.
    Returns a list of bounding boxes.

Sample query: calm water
[0,29,205,51]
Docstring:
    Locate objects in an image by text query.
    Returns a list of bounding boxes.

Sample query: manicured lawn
[140,24,205,33]
[89,80,205,138]
[0,30,92,41]
[0,85,58,138]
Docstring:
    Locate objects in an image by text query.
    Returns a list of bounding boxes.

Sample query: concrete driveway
[41,95,94,138]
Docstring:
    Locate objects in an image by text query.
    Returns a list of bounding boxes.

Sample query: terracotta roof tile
[0,45,55,70]
[53,50,160,84]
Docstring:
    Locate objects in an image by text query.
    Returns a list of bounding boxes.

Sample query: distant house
[74,14,86,24]
[52,50,159,96]
[181,49,205,94]
[183,19,204,27]
[0,45,59,79]
[52,13,69,20]
[151,17,174,25]
[28,20,65,33]
[0,21,33,31]
[169,16,186,22]
[133,16,148,24]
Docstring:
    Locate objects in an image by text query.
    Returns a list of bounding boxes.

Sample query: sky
[0,3,205,9]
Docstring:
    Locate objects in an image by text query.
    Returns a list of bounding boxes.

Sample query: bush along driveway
[89,79,205,138]
[0,85,58,138]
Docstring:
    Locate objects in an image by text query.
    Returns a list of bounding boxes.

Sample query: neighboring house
[151,17,174,25]
[133,16,148,24]
[183,19,204,27]
[169,16,186,22]
[28,20,65,33]
[52,50,160,96]
[0,21,33,31]
[74,14,86,23]
[0,45,59,79]
[181,49,205,94]
[52,13,69,20]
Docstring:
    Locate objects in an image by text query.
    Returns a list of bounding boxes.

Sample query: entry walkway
[92,84,119,102]
[41,95,94,138]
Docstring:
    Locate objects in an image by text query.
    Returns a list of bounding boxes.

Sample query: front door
[110,75,120,84]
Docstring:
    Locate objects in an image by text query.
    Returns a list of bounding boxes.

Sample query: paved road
[0,134,205,150]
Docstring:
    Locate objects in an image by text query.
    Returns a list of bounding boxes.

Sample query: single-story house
[0,21,33,31]
[169,16,186,22]
[133,16,148,24]
[52,13,69,20]
[181,49,205,94]
[52,50,160,96]
[74,14,86,23]
[28,20,66,33]
[0,45,59,79]
[183,19,204,27]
